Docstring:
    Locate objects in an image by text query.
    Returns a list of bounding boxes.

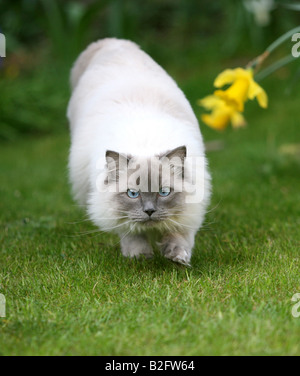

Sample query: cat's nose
[144,209,156,217]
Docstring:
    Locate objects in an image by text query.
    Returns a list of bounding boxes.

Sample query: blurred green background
[1,0,300,140]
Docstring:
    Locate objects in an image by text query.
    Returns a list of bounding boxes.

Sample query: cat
[67,38,211,266]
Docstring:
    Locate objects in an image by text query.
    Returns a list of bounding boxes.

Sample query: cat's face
[105,146,187,230]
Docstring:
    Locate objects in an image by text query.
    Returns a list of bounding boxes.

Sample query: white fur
[67,38,211,262]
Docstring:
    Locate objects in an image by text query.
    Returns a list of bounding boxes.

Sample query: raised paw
[162,243,191,267]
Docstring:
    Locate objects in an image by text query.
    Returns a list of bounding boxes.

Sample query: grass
[0,50,300,356]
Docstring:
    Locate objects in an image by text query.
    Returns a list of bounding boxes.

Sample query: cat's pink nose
[144,209,156,217]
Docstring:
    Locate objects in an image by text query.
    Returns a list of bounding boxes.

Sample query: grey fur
[105,146,197,265]
[121,234,154,259]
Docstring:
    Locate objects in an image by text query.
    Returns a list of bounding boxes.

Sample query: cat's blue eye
[159,187,171,197]
[127,189,140,199]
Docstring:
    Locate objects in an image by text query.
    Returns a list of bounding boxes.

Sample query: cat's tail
[70,38,140,90]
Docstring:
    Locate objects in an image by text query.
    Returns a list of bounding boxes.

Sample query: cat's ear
[159,146,186,179]
[160,146,187,162]
[167,146,187,161]
[106,150,132,167]
[105,150,131,181]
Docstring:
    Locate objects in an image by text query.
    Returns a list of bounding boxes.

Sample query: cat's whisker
[65,218,91,225]
[97,216,129,220]
[65,229,103,237]
[108,222,136,247]
[67,219,132,238]
[98,220,132,232]
[199,220,217,231]
[66,215,129,225]
[168,213,200,217]
[72,221,133,240]
[119,225,135,243]
[164,220,174,233]
[167,218,197,230]
[205,200,222,214]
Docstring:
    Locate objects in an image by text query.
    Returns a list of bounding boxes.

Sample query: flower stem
[246,51,270,71]
[246,25,300,73]
[255,55,297,81]
[266,25,300,54]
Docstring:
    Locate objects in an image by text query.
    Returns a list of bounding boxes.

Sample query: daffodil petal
[214,69,237,88]
[199,67,268,131]
[257,89,268,109]
[236,68,254,80]
[214,89,245,112]
[248,81,268,108]
[198,95,223,110]
[231,112,247,128]
[201,111,230,131]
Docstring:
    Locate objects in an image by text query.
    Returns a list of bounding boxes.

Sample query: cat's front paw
[162,243,191,267]
[120,235,153,259]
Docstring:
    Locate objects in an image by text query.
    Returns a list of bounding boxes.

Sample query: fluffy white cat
[67,38,211,265]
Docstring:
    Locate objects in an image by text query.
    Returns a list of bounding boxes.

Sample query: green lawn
[0,56,300,356]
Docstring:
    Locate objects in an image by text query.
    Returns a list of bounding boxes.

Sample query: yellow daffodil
[198,95,246,131]
[214,68,268,111]
[199,67,268,130]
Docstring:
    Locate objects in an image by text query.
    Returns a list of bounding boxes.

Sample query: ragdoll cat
[67,38,211,266]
